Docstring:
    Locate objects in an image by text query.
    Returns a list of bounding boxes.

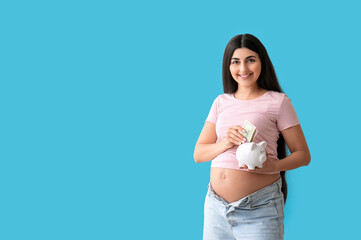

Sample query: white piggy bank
[236,141,268,170]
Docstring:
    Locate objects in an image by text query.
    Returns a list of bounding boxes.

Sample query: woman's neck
[234,87,266,100]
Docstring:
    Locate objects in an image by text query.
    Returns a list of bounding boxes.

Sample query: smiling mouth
[238,73,253,79]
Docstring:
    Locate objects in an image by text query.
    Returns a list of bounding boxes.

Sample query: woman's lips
[238,73,253,79]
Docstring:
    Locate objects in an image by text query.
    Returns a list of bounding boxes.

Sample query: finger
[230,126,247,139]
[233,125,247,134]
[235,127,247,139]
[226,136,240,147]
[229,132,242,143]
[247,166,259,172]
[231,130,247,143]
[229,132,245,145]
[240,164,248,170]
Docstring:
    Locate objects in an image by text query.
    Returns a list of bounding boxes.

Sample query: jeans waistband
[208,177,282,207]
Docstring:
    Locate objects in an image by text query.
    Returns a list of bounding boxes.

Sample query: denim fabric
[203,177,284,240]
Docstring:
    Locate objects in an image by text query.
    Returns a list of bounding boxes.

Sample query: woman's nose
[239,62,248,73]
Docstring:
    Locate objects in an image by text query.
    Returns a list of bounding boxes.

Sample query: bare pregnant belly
[210,167,281,204]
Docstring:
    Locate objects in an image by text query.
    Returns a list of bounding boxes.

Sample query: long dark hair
[222,33,289,204]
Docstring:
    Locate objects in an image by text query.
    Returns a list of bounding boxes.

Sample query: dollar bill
[252,129,258,142]
[241,120,258,142]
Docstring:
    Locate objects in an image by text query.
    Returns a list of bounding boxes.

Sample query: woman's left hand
[239,152,280,174]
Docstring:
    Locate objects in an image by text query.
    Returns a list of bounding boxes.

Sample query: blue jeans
[203,177,284,240]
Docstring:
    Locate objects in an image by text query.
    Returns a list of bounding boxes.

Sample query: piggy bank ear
[259,141,267,149]
[250,142,256,150]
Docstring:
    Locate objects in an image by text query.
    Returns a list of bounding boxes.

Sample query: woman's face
[229,47,262,88]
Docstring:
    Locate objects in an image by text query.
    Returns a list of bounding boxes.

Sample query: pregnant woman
[193,33,311,240]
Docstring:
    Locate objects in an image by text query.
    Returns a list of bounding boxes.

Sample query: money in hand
[241,120,258,142]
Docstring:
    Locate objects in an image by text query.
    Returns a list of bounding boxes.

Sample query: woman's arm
[276,124,311,171]
[194,121,252,163]
[193,122,230,163]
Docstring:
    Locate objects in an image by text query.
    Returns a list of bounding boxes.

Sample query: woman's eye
[232,59,255,64]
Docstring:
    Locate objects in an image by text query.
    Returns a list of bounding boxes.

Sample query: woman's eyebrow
[231,56,257,60]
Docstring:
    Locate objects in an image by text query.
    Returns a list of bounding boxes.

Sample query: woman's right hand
[221,125,248,149]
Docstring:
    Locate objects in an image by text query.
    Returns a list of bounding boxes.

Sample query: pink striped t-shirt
[205,91,300,171]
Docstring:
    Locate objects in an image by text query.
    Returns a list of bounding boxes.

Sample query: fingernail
[242,129,246,133]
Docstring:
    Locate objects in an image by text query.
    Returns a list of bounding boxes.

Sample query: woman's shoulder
[211,93,233,102]
[263,90,289,102]
[265,90,286,97]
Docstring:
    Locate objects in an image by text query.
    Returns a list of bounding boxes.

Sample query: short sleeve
[205,96,219,124]
[277,94,300,131]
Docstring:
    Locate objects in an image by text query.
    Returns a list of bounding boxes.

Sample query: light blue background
[1,0,360,239]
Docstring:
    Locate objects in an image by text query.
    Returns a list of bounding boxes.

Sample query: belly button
[221,174,226,180]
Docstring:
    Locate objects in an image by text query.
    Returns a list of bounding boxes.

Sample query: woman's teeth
[239,73,252,78]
